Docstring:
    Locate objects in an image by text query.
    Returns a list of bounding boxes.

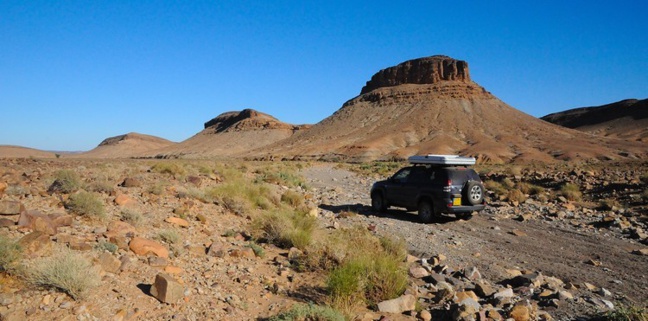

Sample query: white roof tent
[408,154,476,166]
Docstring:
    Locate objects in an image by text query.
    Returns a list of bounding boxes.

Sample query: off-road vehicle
[370,155,485,222]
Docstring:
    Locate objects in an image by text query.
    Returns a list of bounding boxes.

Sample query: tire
[418,200,434,223]
[371,192,387,212]
[463,181,484,205]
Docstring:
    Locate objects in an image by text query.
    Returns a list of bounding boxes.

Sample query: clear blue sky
[1,1,646,151]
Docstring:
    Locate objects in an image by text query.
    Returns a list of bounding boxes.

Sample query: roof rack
[408,154,476,166]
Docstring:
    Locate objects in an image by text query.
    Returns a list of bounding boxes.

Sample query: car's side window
[392,168,411,182]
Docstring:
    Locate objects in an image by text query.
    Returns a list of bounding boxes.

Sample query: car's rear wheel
[463,181,484,205]
[418,200,434,223]
[371,192,387,212]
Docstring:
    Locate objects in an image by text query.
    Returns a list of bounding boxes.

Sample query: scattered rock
[150,273,184,304]
[97,252,121,273]
[0,200,24,215]
[120,178,141,188]
[377,294,416,313]
[129,237,169,258]
[165,216,189,228]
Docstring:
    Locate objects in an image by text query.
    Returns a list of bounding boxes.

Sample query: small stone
[493,288,514,299]
[150,273,184,304]
[409,266,429,279]
[164,266,183,274]
[632,248,648,256]
[148,256,169,267]
[598,288,612,297]
[120,178,141,188]
[475,281,495,297]
[98,252,122,273]
[0,200,24,215]
[420,309,432,321]
[510,229,527,237]
[510,304,530,321]
[377,294,416,313]
[165,217,189,228]
[558,290,573,300]
[114,194,135,206]
[129,237,169,258]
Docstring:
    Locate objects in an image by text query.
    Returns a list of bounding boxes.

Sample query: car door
[384,167,412,207]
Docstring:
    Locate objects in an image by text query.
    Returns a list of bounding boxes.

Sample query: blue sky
[1,1,646,151]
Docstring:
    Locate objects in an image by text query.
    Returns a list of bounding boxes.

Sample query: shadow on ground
[319,203,460,224]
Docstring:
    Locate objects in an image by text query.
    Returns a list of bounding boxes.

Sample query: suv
[370,155,486,222]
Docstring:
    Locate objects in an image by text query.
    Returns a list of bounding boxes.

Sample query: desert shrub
[502,177,516,189]
[517,182,544,195]
[246,242,265,258]
[5,184,29,197]
[151,162,186,176]
[326,229,407,312]
[600,198,621,211]
[254,209,316,250]
[560,183,582,201]
[255,166,307,189]
[338,209,357,219]
[507,166,523,176]
[95,241,118,254]
[0,234,22,272]
[65,191,105,218]
[206,181,279,214]
[506,189,527,204]
[269,303,345,321]
[485,180,507,196]
[24,248,100,300]
[120,208,143,226]
[87,180,114,194]
[147,182,168,195]
[50,170,82,193]
[601,304,647,321]
[156,229,180,245]
[281,190,305,209]
[354,161,403,177]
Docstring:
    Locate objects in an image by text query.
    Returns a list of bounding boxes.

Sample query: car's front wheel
[418,200,434,223]
[371,192,387,212]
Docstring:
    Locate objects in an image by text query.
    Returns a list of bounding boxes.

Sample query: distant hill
[255,55,646,163]
[541,99,648,142]
[76,132,175,158]
[0,145,56,158]
[143,109,310,158]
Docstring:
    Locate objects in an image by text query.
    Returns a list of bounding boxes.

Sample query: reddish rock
[150,273,184,304]
[98,252,121,273]
[207,241,226,258]
[165,217,189,228]
[129,237,169,258]
[104,221,137,239]
[114,194,135,206]
[0,218,15,227]
[0,201,24,215]
[18,231,53,256]
[230,247,255,258]
[17,210,57,235]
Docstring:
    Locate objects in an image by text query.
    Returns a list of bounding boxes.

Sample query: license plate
[453,198,461,206]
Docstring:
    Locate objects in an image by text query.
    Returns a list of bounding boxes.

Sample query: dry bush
[156,229,181,245]
[65,191,106,218]
[269,303,345,321]
[325,228,408,313]
[151,162,186,177]
[206,181,279,214]
[281,190,305,209]
[602,304,647,321]
[86,180,114,194]
[254,209,316,250]
[502,177,516,189]
[24,248,100,300]
[560,183,582,201]
[506,189,527,204]
[600,198,621,210]
[120,208,143,226]
[49,170,82,193]
[485,181,507,197]
[147,182,168,195]
[0,234,22,272]
[517,182,545,195]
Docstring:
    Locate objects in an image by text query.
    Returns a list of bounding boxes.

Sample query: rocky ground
[303,162,647,320]
[0,158,646,321]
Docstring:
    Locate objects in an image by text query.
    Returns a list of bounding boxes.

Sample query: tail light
[443,179,452,192]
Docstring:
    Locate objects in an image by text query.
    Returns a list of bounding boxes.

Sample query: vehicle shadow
[318,203,459,224]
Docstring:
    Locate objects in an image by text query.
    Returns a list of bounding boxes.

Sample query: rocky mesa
[257,55,646,163]
[76,133,176,159]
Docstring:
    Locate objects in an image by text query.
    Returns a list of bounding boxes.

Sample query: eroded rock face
[203,109,307,133]
[360,55,471,94]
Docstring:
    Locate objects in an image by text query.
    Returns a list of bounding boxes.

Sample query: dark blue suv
[370,164,485,222]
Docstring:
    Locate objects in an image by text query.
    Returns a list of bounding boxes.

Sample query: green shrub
[254,210,316,250]
[600,198,621,211]
[506,189,527,204]
[120,208,143,226]
[324,229,407,312]
[66,191,105,218]
[269,303,345,321]
[87,179,114,194]
[517,182,544,195]
[0,234,22,272]
[151,162,186,176]
[246,242,265,258]
[602,304,647,321]
[485,180,507,196]
[156,229,180,245]
[25,248,100,300]
[205,181,278,214]
[95,241,118,254]
[560,183,582,201]
[50,170,82,193]
[281,190,305,209]
[147,182,167,195]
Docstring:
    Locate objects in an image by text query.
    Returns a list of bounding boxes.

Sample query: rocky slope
[144,109,310,159]
[256,55,646,163]
[542,98,648,142]
[76,133,175,159]
[0,146,56,159]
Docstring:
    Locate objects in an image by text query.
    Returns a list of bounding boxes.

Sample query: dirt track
[303,164,648,318]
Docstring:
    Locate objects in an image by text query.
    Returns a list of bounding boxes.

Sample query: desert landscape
[1,56,647,321]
